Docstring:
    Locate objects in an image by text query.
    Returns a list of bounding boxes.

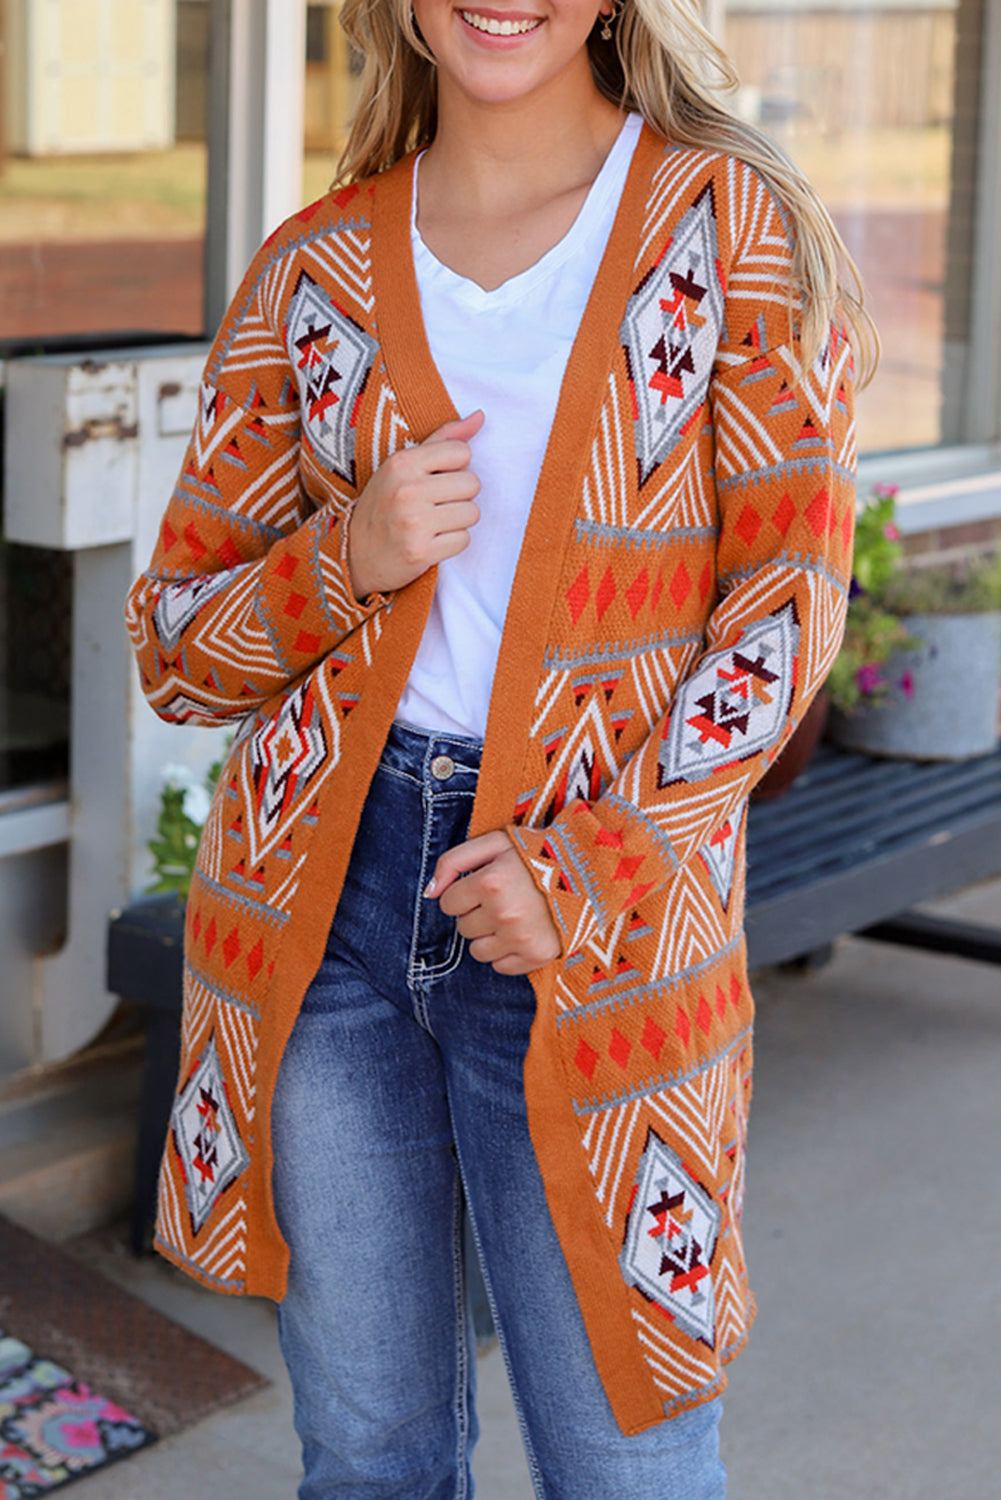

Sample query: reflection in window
[0,0,210,345]
[721,0,980,454]
[303,0,365,206]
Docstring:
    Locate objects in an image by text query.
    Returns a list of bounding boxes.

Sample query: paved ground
[71,878,1001,1499]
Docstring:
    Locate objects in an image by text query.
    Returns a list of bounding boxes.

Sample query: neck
[424,62,625,216]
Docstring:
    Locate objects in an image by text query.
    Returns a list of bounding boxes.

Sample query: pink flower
[855,663,884,696]
[898,670,915,700]
[872,483,899,498]
[63,1421,101,1451]
[883,523,901,541]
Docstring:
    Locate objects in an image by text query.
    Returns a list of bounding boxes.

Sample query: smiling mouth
[460,10,544,35]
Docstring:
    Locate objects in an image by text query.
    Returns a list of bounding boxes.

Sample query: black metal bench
[745,743,1001,969]
[109,741,1001,1252]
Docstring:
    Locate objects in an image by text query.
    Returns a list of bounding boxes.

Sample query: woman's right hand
[347,410,484,600]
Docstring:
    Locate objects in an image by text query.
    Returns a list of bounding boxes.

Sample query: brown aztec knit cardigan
[126,123,855,1434]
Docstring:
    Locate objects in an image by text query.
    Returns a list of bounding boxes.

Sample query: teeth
[461,10,542,35]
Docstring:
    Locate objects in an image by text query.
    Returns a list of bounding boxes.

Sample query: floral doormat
[0,1215,267,1496]
[1,1331,154,1497]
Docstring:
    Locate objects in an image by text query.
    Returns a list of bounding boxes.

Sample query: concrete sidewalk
[71,879,1001,1499]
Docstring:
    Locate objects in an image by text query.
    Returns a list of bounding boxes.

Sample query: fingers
[425,410,485,447]
[430,499,480,537]
[425,830,513,900]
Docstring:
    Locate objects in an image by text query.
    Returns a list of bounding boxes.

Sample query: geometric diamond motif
[286,269,378,487]
[152,569,241,655]
[620,183,725,487]
[171,1034,250,1235]
[249,677,328,842]
[620,1127,721,1347]
[657,600,800,785]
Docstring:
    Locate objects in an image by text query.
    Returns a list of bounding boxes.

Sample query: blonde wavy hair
[336,0,878,383]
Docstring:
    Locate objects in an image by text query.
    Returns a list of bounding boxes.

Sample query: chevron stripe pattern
[128,142,855,1425]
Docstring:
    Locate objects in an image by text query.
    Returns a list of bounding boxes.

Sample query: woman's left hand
[426,830,561,975]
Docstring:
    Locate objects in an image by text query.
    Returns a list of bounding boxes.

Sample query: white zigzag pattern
[713,381,786,479]
[634,441,715,533]
[800,574,848,699]
[318,548,365,631]
[194,1196,248,1280]
[265,849,310,916]
[225,446,304,530]
[638,149,722,267]
[192,384,246,474]
[156,1157,186,1260]
[632,1308,717,1395]
[215,1001,259,1124]
[370,380,412,478]
[581,373,629,528]
[196,795,226,884]
[651,867,728,977]
[192,568,284,675]
[179,970,215,1058]
[714,1260,749,1350]
[303,229,374,317]
[593,1099,643,1224]
[643,1063,730,1180]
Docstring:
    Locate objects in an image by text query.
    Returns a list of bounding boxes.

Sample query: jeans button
[430,754,455,782]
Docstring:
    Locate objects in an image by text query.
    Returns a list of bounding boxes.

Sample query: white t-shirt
[396,112,643,740]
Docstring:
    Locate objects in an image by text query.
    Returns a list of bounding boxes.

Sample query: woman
[127,0,873,1493]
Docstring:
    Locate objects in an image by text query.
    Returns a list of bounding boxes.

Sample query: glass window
[721,0,982,454]
[0,543,72,793]
[302,0,364,205]
[0,0,210,347]
[0,1,209,797]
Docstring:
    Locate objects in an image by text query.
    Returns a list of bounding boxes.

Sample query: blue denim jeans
[272,722,727,1500]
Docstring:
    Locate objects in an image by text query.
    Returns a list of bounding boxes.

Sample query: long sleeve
[125,234,386,727]
[510,186,856,954]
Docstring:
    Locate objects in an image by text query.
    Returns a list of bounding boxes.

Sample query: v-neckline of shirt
[370,119,665,837]
[409,113,644,308]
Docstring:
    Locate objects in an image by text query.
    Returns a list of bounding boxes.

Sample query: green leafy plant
[829,485,1001,715]
[146,752,226,897]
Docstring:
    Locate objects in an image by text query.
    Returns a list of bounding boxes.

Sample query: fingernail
[424,877,437,898]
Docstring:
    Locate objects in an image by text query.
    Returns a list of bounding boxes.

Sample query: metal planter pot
[829,610,1001,761]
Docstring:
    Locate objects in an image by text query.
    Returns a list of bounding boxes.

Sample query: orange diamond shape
[567,566,590,624]
[284,592,307,619]
[772,493,797,537]
[669,562,692,609]
[223,928,241,968]
[735,505,763,547]
[247,940,264,981]
[696,993,713,1034]
[595,567,616,620]
[675,1006,691,1047]
[609,1028,632,1068]
[625,567,649,619]
[805,488,832,538]
[641,1018,666,1059]
[575,1038,599,1080]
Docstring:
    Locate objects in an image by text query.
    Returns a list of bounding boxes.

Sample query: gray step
[0,1048,143,1241]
